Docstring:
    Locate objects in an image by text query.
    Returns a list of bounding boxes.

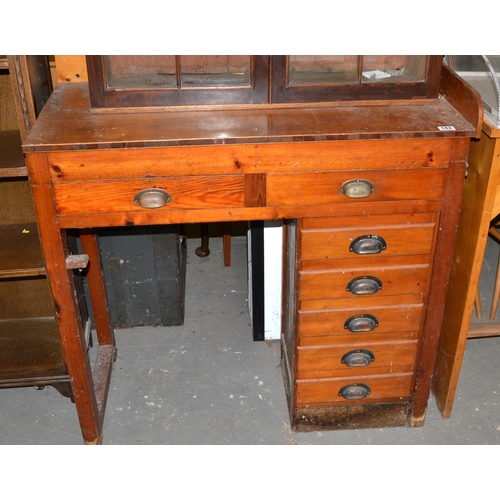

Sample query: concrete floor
[1,232,500,445]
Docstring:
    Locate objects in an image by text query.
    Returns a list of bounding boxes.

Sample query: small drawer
[299,255,430,301]
[300,213,438,261]
[296,373,414,406]
[53,175,245,215]
[297,340,418,378]
[266,168,447,207]
[298,301,424,340]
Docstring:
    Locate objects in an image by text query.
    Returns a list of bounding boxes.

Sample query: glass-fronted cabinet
[445,55,500,126]
[86,55,270,108]
[86,55,443,109]
[271,55,442,103]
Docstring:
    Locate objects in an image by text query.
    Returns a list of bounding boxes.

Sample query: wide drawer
[296,373,414,406]
[300,213,438,261]
[297,339,418,378]
[267,167,447,207]
[53,175,245,215]
[299,255,430,301]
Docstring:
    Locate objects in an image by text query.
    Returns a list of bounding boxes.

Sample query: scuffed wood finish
[294,403,411,431]
[22,72,480,441]
[23,83,476,153]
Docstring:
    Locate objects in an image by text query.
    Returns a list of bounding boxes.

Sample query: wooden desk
[23,69,481,444]
[433,116,500,417]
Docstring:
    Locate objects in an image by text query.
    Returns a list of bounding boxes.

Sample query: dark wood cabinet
[0,56,72,398]
[86,55,443,109]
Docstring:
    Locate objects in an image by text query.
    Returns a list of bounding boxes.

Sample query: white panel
[264,221,283,340]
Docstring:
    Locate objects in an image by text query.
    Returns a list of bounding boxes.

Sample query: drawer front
[296,373,414,406]
[267,168,447,207]
[298,302,424,341]
[297,340,418,378]
[300,213,438,261]
[53,175,245,215]
[299,256,430,301]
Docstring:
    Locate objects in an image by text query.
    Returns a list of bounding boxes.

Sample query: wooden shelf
[0,57,8,70]
[0,317,67,380]
[0,223,45,278]
[0,130,27,177]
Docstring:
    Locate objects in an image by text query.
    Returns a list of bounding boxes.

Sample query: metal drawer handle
[346,276,382,295]
[133,188,172,209]
[344,314,379,332]
[341,349,375,367]
[339,179,375,199]
[338,383,371,400]
[350,234,387,255]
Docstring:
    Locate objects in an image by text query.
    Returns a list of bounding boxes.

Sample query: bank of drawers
[295,211,439,407]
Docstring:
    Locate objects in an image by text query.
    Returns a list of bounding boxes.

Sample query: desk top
[23,83,478,153]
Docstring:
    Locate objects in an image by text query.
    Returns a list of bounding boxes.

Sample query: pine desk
[23,70,481,444]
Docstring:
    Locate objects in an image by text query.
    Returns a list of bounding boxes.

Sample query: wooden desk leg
[410,152,467,425]
[26,153,107,444]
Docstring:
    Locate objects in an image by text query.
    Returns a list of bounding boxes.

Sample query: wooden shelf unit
[0,56,71,398]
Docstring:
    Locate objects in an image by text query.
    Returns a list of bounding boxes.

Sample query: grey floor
[1,232,500,445]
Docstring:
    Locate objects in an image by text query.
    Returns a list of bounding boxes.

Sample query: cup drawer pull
[349,234,387,255]
[339,179,375,198]
[344,314,379,332]
[341,349,375,367]
[346,276,382,295]
[133,188,172,209]
[338,383,371,400]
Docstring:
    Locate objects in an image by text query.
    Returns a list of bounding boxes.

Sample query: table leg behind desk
[79,231,116,438]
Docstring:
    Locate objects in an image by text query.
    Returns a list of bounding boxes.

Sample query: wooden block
[54,56,88,84]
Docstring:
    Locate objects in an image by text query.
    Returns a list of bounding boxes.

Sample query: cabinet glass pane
[103,56,252,90]
[179,56,251,88]
[104,56,177,89]
[446,55,500,126]
[361,56,427,83]
[288,56,359,85]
